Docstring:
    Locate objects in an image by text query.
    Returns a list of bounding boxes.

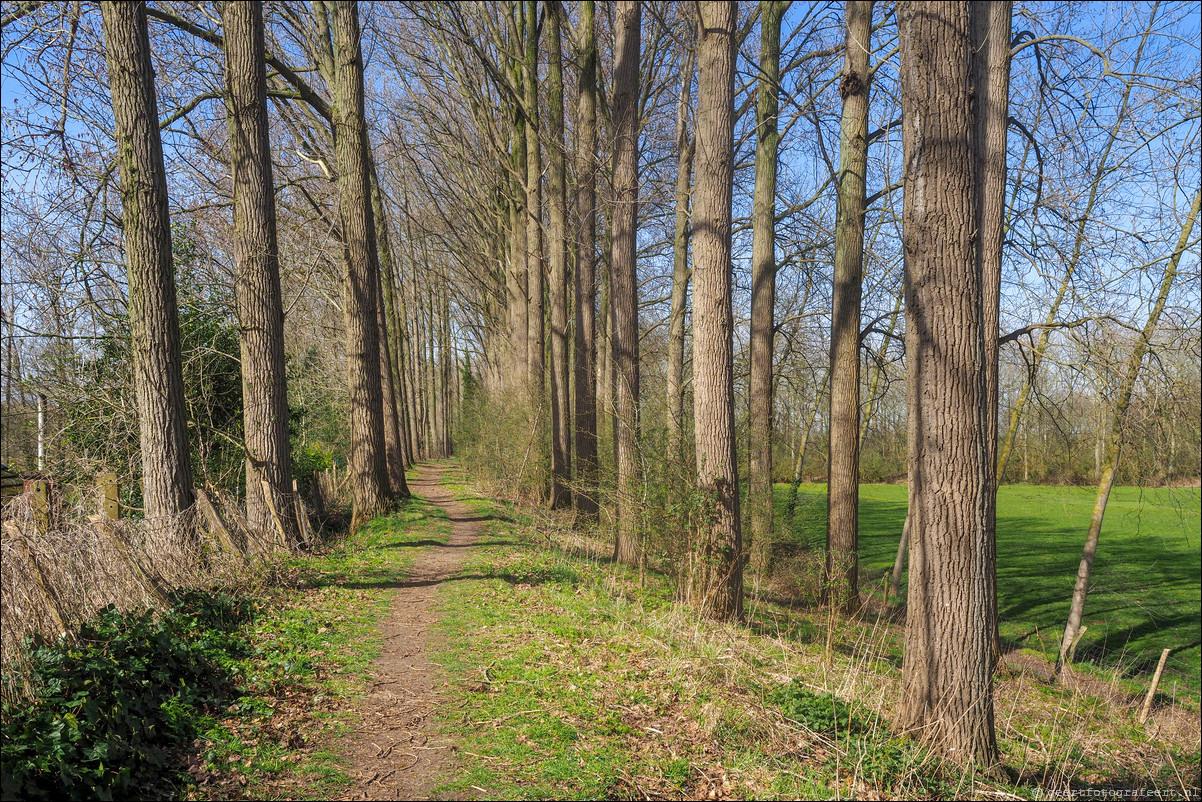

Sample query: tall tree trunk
[510,121,530,390]
[100,1,195,525]
[376,252,410,496]
[399,188,424,462]
[610,0,641,565]
[546,0,571,508]
[826,0,872,614]
[749,0,788,577]
[524,0,545,478]
[1057,189,1199,671]
[372,169,414,468]
[222,0,298,541]
[327,0,391,528]
[667,20,697,471]
[973,0,1012,665]
[573,0,600,518]
[689,1,741,621]
[897,0,998,766]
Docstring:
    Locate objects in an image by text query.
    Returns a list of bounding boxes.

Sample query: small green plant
[771,681,867,735]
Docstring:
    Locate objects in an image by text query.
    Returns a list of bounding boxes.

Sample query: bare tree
[1057,189,1200,672]
[689,0,741,621]
[327,0,392,527]
[573,0,600,518]
[222,0,299,540]
[666,13,697,470]
[546,0,571,509]
[748,0,788,576]
[897,0,998,766]
[825,0,871,613]
[610,0,642,565]
[100,1,195,525]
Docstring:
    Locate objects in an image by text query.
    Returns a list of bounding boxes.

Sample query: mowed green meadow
[775,483,1202,698]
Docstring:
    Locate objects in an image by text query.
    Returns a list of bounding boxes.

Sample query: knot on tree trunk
[839,70,864,100]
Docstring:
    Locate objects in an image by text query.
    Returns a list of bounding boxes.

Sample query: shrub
[0,591,251,801]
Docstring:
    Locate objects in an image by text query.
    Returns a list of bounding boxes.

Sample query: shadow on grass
[772,483,1202,690]
[377,538,519,550]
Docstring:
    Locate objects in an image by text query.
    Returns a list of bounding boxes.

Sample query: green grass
[426,482,966,800]
[774,482,1202,697]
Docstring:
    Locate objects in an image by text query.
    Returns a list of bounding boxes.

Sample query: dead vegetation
[0,474,350,704]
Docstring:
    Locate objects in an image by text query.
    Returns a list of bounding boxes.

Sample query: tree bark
[372,168,415,468]
[101,1,195,526]
[524,0,545,455]
[972,0,1012,665]
[327,0,392,528]
[1056,189,1199,671]
[749,0,788,577]
[897,0,998,766]
[610,0,642,565]
[667,19,697,471]
[546,1,571,508]
[573,0,600,518]
[689,1,741,621]
[223,0,299,542]
[826,0,871,614]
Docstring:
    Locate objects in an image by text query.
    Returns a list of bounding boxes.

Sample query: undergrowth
[0,489,450,801]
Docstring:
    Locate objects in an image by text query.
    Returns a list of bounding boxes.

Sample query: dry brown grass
[0,481,333,704]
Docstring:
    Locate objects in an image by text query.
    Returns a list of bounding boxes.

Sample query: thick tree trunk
[573,0,600,518]
[1057,189,1199,671]
[826,0,872,615]
[222,0,298,542]
[897,0,998,766]
[667,22,697,471]
[689,1,741,621]
[546,1,571,508]
[101,1,195,526]
[610,0,641,565]
[328,0,392,529]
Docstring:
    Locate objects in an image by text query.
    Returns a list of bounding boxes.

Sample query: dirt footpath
[337,464,479,801]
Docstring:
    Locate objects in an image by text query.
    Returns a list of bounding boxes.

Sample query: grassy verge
[429,474,1199,800]
[776,483,1202,698]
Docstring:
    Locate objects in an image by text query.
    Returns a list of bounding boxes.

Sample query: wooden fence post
[98,471,120,519]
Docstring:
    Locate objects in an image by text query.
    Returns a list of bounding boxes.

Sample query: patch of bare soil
[335,464,480,801]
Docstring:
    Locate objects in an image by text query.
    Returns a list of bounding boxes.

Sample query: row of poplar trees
[481,0,1016,765]
[101,0,432,540]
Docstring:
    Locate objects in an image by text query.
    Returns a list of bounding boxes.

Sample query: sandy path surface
[337,464,478,801]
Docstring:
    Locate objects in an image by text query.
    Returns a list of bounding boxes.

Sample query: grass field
[775,482,1202,697]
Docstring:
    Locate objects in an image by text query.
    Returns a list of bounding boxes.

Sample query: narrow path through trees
[336,463,480,801]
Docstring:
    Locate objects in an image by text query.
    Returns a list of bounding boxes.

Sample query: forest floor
[181,462,1201,801]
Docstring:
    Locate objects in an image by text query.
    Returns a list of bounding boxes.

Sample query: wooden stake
[193,487,248,563]
[261,479,291,549]
[1138,648,1171,724]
